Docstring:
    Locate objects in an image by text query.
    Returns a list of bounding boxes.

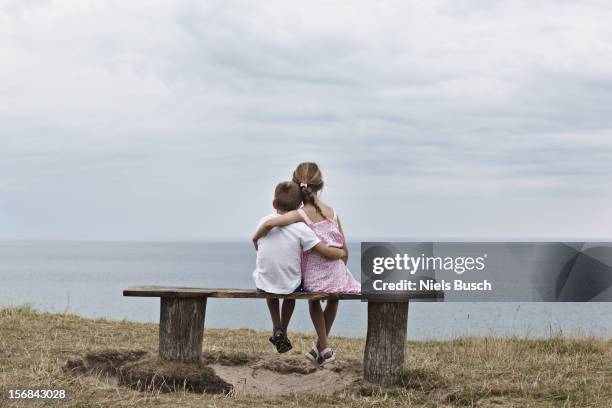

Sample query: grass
[0,306,611,407]
[119,357,232,394]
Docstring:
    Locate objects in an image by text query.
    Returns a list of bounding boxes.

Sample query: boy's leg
[265,298,281,332]
[280,299,295,333]
[267,298,293,353]
[323,299,339,335]
[308,300,328,350]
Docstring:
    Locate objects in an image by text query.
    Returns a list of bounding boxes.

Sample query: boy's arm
[312,242,346,260]
[251,210,303,249]
[337,215,349,264]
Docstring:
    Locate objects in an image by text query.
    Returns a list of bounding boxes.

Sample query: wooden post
[363,301,409,386]
[159,297,206,363]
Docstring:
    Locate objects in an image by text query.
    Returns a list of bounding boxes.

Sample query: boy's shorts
[257,283,305,294]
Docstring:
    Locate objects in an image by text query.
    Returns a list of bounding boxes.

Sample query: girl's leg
[323,299,339,335]
[308,300,328,350]
[280,299,295,332]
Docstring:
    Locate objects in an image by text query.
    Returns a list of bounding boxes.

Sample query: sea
[1,240,611,340]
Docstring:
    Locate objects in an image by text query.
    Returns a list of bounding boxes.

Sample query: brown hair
[273,181,303,212]
[292,162,326,219]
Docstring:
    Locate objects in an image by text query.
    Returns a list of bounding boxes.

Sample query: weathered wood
[123,286,443,300]
[363,301,409,386]
[159,297,206,363]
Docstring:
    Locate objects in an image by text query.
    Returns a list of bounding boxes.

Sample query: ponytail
[292,162,326,220]
[299,183,326,220]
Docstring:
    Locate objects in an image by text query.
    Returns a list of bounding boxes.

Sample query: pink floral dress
[297,208,361,293]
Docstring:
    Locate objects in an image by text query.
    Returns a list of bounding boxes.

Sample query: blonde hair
[292,162,326,219]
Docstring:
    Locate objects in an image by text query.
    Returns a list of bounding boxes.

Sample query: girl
[252,162,360,366]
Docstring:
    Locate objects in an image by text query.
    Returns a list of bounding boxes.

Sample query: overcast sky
[1,0,612,241]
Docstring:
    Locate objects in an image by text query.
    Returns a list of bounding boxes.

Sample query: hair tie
[300,183,308,188]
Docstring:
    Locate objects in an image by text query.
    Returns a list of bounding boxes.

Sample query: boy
[252,181,345,353]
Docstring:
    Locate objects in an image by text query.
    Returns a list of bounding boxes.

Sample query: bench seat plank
[123,285,443,300]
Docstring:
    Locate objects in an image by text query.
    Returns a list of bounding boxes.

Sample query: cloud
[1,0,612,240]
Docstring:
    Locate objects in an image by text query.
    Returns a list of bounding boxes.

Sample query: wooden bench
[123,286,443,386]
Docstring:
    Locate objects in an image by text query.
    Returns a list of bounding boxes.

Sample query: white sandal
[305,343,319,364]
[319,347,336,366]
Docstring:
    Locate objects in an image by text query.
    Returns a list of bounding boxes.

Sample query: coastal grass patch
[202,350,253,366]
[64,350,234,395]
[444,386,528,406]
[0,305,611,407]
[118,357,232,394]
[64,349,149,376]
[522,336,606,355]
[399,368,448,392]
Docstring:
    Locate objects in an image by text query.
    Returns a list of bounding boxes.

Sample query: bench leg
[159,297,206,363]
[363,301,409,386]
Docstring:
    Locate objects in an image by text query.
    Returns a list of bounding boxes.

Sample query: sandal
[278,334,293,353]
[269,330,293,354]
[319,347,335,367]
[268,330,283,346]
[305,343,320,364]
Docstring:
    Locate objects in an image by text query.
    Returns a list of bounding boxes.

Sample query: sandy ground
[211,355,361,396]
[64,349,362,397]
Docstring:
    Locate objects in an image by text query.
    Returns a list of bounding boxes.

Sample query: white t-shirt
[253,213,320,294]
